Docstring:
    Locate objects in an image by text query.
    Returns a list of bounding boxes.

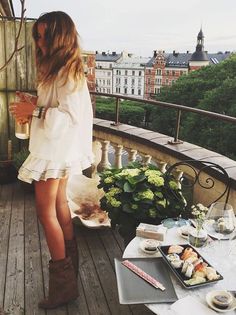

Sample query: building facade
[113,52,149,98]
[95,29,232,100]
[95,52,121,94]
[82,50,96,92]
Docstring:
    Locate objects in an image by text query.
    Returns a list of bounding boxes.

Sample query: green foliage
[95,97,146,127]
[98,162,188,236]
[151,54,236,160]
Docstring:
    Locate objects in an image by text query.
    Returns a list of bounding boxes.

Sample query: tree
[151,54,236,160]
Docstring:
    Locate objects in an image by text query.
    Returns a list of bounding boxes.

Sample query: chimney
[112,51,116,56]
[102,51,106,56]
[153,50,157,57]
[186,50,189,54]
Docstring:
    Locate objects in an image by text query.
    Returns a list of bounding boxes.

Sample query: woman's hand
[9,101,36,123]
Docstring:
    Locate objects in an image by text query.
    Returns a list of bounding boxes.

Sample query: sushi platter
[158,244,223,289]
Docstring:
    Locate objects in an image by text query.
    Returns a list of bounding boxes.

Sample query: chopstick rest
[122,259,165,291]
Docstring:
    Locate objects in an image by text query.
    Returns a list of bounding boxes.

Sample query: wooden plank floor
[0,182,155,315]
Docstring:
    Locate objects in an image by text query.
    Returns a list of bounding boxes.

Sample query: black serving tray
[158,244,223,289]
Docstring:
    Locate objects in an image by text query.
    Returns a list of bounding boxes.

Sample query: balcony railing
[91,92,236,144]
[90,92,236,210]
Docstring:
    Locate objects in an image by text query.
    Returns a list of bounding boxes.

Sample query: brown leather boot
[65,238,79,277]
[38,257,78,309]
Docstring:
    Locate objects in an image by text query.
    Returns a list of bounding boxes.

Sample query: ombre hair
[32,11,84,87]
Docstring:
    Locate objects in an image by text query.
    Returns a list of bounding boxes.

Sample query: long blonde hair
[32,11,84,87]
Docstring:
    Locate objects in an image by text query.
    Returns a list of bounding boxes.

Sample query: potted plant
[98,162,189,245]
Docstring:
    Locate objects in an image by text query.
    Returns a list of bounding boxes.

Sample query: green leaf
[128,174,146,185]
[123,182,135,192]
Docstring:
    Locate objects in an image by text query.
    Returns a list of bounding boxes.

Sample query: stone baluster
[127,148,137,163]
[113,144,123,169]
[155,160,167,173]
[141,154,152,166]
[172,168,183,189]
[97,140,111,172]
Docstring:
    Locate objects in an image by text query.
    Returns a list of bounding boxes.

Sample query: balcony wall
[92,118,236,210]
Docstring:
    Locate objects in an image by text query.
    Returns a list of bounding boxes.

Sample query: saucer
[206,291,236,313]
[177,226,192,239]
[139,239,160,254]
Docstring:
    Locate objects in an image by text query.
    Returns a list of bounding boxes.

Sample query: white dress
[18,75,94,184]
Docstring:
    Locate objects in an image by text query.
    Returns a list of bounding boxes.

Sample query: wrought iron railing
[91,92,236,144]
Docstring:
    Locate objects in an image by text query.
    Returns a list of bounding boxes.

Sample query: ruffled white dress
[18,76,94,184]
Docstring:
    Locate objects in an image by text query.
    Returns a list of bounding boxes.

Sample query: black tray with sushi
[158,244,223,289]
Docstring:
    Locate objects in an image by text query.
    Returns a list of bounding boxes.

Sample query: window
[138,89,141,95]
[172,71,175,76]
[131,88,134,95]
[148,69,151,74]
[148,78,151,84]
[125,78,128,85]
[132,70,135,76]
[107,79,111,85]
[132,78,135,85]
[116,70,119,75]
[124,88,127,94]
[166,70,169,75]
[139,71,142,76]
[107,88,110,93]
[107,72,111,76]
[109,63,112,68]
[125,70,128,75]
[156,69,162,76]
[138,78,141,84]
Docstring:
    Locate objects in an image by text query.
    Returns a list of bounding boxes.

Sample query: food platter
[158,244,223,289]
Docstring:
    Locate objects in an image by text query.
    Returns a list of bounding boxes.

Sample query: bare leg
[34,179,65,261]
[56,177,74,241]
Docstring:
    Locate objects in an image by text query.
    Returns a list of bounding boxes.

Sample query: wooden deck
[0,182,154,315]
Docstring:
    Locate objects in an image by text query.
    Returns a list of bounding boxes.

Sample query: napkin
[170,295,217,315]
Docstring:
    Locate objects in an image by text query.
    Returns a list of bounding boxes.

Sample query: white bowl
[139,239,160,254]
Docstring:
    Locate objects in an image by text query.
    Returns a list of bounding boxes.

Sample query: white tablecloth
[123,226,236,315]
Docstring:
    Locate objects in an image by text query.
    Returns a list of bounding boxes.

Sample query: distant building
[82,50,96,92]
[95,51,122,94]
[94,29,231,100]
[189,28,210,70]
[145,28,231,99]
[113,52,149,98]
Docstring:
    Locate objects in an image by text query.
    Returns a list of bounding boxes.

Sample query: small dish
[177,226,192,239]
[206,291,236,313]
[139,239,160,254]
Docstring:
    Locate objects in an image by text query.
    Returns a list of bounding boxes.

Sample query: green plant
[98,162,188,238]
[13,147,29,171]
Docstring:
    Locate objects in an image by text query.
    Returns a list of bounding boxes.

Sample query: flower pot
[189,228,207,247]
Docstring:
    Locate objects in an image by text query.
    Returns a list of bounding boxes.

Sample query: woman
[10,11,93,309]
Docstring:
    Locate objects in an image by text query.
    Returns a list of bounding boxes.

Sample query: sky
[13,0,236,57]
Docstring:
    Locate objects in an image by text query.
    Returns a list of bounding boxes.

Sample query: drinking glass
[14,92,36,139]
[203,202,235,241]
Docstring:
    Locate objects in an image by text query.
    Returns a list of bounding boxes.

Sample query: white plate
[203,221,232,240]
[139,239,160,254]
[206,291,236,313]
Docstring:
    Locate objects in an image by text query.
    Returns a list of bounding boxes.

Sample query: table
[123,226,236,315]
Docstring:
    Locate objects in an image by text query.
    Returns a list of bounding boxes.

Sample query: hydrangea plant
[98,162,188,239]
